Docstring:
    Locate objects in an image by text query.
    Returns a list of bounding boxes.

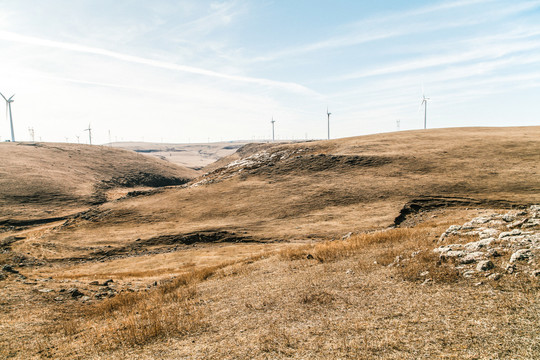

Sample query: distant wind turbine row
[2,89,432,144]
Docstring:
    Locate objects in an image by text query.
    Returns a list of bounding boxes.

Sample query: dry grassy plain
[1,127,539,359]
[110,141,256,171]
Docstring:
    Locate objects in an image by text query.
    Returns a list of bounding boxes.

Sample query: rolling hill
[8,126,539,262]
[0,142,199,224]
[1,126,540,359]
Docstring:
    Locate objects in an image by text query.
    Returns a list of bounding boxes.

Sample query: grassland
[1,127,539,359]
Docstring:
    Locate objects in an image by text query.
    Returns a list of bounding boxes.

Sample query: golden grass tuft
[280,226,464,284]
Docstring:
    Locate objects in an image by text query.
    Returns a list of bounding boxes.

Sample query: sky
[0,0,539,144]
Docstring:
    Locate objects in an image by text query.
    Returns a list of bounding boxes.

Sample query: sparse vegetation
[1,127,539,359]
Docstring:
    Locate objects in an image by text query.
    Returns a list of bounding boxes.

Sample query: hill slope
[17,126,540,261]
[0,142,198,223]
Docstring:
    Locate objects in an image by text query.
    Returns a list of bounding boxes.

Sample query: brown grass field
[1,126,539,359]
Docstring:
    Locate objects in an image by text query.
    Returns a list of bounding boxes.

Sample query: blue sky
[0,0,539,143]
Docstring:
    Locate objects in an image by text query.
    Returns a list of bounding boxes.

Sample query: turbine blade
[8,94,15,101]
[0,92,7,102]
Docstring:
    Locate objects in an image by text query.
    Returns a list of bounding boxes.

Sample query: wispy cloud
[336,39,540,80]
[0,30,318,96]
[250,0,540,63]
[249,0,499,62]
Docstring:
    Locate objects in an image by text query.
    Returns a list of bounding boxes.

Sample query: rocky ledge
[434,205,540,280]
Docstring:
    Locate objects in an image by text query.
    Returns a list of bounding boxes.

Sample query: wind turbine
[271,117,276,141]
[420,94,430,129]
[84,123,92,145]
[327,107,331,140]
[0,92,15,142]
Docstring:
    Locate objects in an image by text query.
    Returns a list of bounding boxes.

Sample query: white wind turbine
[326,107,331,140]
[84,123,92,145]
[271,117,276,141]
[419,89,430,130]
[0,92,15,141]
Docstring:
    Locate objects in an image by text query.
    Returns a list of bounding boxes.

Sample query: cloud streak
[0,30,318,96]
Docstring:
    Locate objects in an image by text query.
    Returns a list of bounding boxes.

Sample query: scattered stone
[440,250,466,260]
[2,265,18,274]
[479,229,500,239]
[474,282,483,286]
[507,218,526,229]
[89,280,99,286]
[345,269,354,275]
[499,229,522,239]
[67,288,84,298]
[104,279,114,285]
[510,249,532,263]
[434,244,463,253]
[306,254,314,260]
[80,296,91,302]
[0,273,6,281]
[464,238,495,251]
[476,260,494,271]
[459,252,485,264]
[38,288,54,293]
[502,214,515,222]
[487,248,502,257]
[420,271,430,277]
[421,278,432,286]
[505,264,516,274]
[54,296,64,301]
[446,225,462,233]
[432,207,539,285]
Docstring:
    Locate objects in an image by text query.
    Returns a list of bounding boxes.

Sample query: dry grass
[2,127,540,359]
[10,127,540,264]
[279,226,462,282]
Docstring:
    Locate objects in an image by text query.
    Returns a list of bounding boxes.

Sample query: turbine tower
[84,123,92,145]
[327,107,331,140]
[421,94,430,130]
[0,92,15,142]
[271,117,276,141]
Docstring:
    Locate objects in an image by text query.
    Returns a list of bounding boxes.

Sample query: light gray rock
[462,270,476,278]
[479,229,500,239]
[507,218,527,229]
[502,214,516,222]
[476,260,494,271]
[505,263,516,273]
[441,250,467,260]
[446,225,462,233]
[460,252,486,264]
[464,238,496,251]
[488,273,502,281]
[510,249,532,263]
[434,244,464,253]
[500,229,523,238]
